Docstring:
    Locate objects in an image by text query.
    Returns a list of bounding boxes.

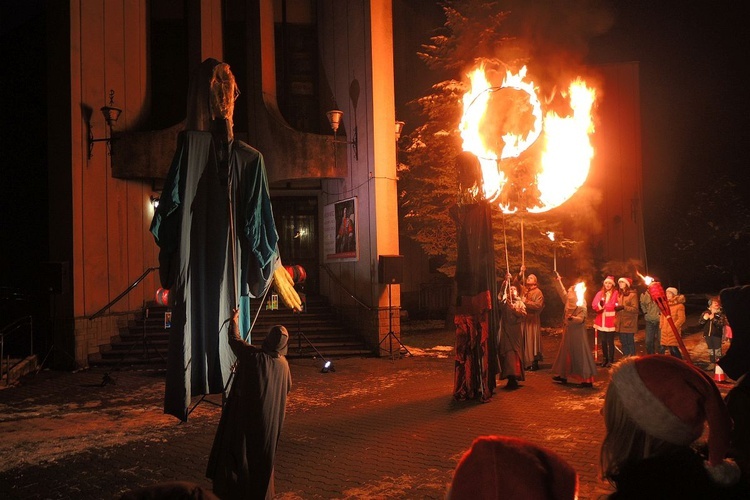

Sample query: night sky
[394,0,748,283]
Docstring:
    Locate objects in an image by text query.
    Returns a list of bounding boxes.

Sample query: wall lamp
[150,195,160,209]
[88,89,122,159]
[395,120,405,141]
[326,109,358,161]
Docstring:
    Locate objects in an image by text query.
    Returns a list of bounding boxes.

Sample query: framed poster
[324,197,358,261]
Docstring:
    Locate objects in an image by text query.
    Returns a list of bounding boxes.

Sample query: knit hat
[665,287,678,296]
[603,276,615,285]
[447,435,578,500]
[609,355,738,482]
[718,285,750,380]
[618,277,632,287]
[262,325,289,357]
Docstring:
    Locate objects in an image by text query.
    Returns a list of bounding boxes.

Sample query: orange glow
[459,62,597,213]
[574,281,586,307]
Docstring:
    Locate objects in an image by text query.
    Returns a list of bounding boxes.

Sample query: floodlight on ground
[321,360,335,373]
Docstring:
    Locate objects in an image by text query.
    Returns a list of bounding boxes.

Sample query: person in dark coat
[699,296,725,370]
[600,355,743,499]
[206,309,292,499]
[718,285,750,487]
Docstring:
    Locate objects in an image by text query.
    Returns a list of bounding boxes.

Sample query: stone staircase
[89,294,372,368]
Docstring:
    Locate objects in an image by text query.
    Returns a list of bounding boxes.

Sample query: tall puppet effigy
[453,152,499,402]
[150,59,301,421]
[452,60,598,400]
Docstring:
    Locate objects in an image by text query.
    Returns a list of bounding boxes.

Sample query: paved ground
[0,322,733,500]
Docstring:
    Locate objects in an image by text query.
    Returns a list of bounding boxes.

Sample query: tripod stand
[294,304,334,371]
[378,283,411,359]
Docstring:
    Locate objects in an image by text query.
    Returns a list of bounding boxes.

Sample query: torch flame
[637,271,654,286]
[574,281,586,307]
[460,62,597,213]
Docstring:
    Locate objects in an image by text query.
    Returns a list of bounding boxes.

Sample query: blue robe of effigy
[150,130,280,421]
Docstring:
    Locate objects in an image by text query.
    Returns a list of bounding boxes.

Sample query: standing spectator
[660,287,686,359]
[640,287,662,354]
[592,276,618,368]
[497,277,526,390]
[600,355,742,498]
[206,309,292,499]
[615,277,639,357]
[700,297,725,371]
[718,285,750,484]
[550,273,597,388]
[521,272,545,371]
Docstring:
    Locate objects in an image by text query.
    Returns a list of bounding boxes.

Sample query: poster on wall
[324,197,358,261]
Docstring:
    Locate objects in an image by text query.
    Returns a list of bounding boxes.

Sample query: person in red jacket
[592,276,619,368]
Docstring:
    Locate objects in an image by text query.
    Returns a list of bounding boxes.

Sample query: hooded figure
[150,58,300,421]
[206,309,291,499]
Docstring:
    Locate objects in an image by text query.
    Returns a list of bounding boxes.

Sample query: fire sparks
[574,281,586,307]
[459,62,597,213]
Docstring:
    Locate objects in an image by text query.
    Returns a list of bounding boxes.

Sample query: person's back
[601,355,743,499]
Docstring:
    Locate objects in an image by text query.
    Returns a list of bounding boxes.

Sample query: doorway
[273,196,319,295]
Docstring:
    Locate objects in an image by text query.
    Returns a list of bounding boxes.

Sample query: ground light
[321,360,335,373]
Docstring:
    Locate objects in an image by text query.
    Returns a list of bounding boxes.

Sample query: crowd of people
[448,277,749,499]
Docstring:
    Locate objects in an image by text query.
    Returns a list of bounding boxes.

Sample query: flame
[460,62,597,213]
[574,281,586,307]
[637,271,654,286]
[546,231,555,242]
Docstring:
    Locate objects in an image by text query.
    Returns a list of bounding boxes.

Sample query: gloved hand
[614,304,625,312]
[599,298,605,308]
[273,266,303,312]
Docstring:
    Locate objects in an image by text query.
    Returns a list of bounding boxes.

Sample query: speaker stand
[378,283,411,360]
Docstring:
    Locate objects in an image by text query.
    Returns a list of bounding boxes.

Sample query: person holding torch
[660,287,687,359]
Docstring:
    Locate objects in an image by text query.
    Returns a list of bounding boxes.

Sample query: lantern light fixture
[326,109,358,161]
[88,89,122,159]
[395,120,405,141]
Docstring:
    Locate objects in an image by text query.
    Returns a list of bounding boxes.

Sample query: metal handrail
[0,315,33,385]
[88,267,160,320]
[320,264,374,311]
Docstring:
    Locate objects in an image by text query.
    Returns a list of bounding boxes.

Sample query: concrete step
[89,294,372,368]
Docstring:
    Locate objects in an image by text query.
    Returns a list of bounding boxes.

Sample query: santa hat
[603,276,615,285]
[610,355,739,484]
[447,435,578,500]
[718,285,750,380]
[618,277,632,287]
[665,287,678,296]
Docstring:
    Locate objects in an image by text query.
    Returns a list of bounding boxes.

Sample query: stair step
[90,294,372,368]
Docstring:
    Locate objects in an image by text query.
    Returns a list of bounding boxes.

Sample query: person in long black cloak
[452,152,499,402]
[150,59,301,421]
[206,309,291,499]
